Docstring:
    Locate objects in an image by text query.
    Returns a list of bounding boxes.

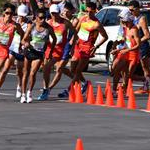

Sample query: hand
[24,42,30,48]
[90,46,97,57]
[110,49,119,55]
[120,49,129,55]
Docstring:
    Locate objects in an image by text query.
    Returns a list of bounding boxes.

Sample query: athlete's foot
[38,88,49,101]
[20,94,26,103]
[58,89,69,98]
[27,90,33,103]
[16,86,21,98]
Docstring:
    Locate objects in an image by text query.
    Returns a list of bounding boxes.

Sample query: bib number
[78,28,89,41]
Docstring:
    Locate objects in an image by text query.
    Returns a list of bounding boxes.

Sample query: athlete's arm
[139,16,150,42]
[72,18,79,28]
[95,21,108,49]
[48,25,57,59]
[21,23,32,48]
[120,27,140,54]
[129,27,140,51]
[65,19,77,46]
[15,23,24,40]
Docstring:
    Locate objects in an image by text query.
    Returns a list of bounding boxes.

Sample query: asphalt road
[0,64,150,150]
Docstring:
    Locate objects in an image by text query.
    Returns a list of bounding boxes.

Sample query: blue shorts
[9,51,24,61]
[61,43,72,61]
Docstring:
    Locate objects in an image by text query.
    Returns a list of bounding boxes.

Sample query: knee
[30,72,36,78]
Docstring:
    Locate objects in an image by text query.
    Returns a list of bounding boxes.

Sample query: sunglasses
[38,16,45,20]
[5,11,13,15]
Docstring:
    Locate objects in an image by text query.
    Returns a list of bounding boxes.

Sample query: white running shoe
[16,86,21,98]
[20,95,26,103]
[27,91,33,103]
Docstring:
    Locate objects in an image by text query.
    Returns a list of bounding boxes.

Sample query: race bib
[30,37,45,52]
[0,32,10,45]
[55,33,63,44]
[78,28,89,41]
[13,32,20,45]
[126,38,131,49]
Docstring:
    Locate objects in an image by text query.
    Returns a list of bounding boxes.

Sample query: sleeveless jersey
[47,19,67,58]
[0,17,15,49]
[77,15,99,53]
[30,24,49,53]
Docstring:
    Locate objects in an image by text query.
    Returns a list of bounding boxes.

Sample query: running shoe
[20,94,26,103]
[27,91,33,103]
[58,89,69,98]
[16,86,21,98]
[81,81,88,94]
[38,89,49,101]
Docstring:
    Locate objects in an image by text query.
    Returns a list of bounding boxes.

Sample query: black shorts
[24,48,44,61]
[9,51,24,61]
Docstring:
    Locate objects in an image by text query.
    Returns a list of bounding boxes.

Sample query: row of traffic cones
[68,79,150,111]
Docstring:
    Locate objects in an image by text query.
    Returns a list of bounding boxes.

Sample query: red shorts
[0,45,9,59]
[116,51,128,60]
[72,42,94,60]
[45,43,63,60]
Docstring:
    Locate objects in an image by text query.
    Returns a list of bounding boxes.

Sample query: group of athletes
[0,0,149,103]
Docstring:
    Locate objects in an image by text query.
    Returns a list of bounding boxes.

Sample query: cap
[121,13,134,22]
[49,4,60,13]
[118,8,130,18]
[17,4,29,16]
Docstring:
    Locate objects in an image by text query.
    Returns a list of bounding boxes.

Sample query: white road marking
[8,72,16,76]
[0,92,14,96]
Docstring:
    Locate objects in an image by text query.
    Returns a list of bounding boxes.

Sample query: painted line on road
[0,92,14,96]
[8,72,16,76]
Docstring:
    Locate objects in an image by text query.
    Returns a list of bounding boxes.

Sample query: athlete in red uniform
[0,3,24,88]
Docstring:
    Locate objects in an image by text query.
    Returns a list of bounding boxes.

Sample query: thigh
[71,60,78,73]
[23,58,31,73]
[0,58,6,70]
[56,60,68,70]
[114,59,127,72]
[30,59,43,74]
[2,54,15,71]
[128,60,137,76]
[140,57,150,69]
[16,60,24,70]
[75,58,89,73]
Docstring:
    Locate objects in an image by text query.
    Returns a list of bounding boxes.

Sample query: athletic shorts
[72,43,93,60]
[9,51,24,61]
[0,45,9,60]
[24,48,44,61]
[61,42,72,61]
[45,44,63,60]
[115,51,128,60]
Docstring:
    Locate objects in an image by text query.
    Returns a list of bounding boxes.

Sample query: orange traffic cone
[68,83,75,103]
[95,85,104,105]
[116,84,126,108]
[105,79,111,97]
[146,93,150,111]
[127,87,137,109]
[75,138,84,150]
[86,80,92,99]
[87,84,95,105]
[75,83,84,103]
[74,82,78,93]
[126,78,132,97]
[106,85,114,106]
